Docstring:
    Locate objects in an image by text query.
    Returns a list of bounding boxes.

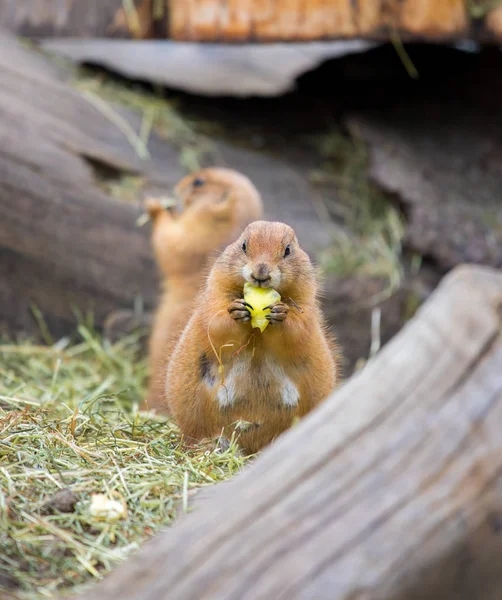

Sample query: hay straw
[0,327,248,599]
[72,69,215,170]
[310,129,405,292]
[369,307,382,359]
[80,89,150,159]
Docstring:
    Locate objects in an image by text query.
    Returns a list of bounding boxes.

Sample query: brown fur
[144,168,263,411]
[165,221,339,454]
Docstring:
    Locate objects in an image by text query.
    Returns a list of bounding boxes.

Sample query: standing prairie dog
[165,221,339,454]
[144,168,263,411]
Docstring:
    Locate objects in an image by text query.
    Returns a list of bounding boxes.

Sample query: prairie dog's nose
[252,263,271,283]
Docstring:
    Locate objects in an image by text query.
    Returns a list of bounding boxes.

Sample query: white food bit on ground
[89,493,127,521]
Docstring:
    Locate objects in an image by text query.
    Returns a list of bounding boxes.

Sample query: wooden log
[0,0,162,39]
[0,30,180,338]
[0,0,131,38]
[345,57,502,271]
[72,264,502,600]
[3,0,502,42]
[168,0,470,41]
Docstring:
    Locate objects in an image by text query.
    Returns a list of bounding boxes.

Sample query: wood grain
[0,30,175,338]
[72,265,502,600]
[0,0,130,38]
[168,0,469,41]
[0,0,499,41]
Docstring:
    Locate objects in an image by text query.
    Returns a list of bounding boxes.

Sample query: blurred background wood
[167,0,469,42]
[0,0,132,38]
[1,0,502,42]
[72,264,502,600]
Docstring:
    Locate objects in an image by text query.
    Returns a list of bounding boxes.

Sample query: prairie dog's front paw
[145,198,164,220]
[265,302,289,324]
[228,299,251,323]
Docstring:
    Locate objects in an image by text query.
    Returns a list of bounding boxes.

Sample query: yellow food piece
[89,493,127,522]
[243,282,281,333]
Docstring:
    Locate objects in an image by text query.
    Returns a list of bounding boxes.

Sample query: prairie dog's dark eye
[192,177,205,188]
[242,241,247,254]
[284,244,291,257]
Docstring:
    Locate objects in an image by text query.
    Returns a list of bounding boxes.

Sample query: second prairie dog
[144,168,263,411]
[165,221,339,454]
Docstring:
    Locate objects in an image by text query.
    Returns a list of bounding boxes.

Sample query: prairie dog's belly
[201,354,299,416]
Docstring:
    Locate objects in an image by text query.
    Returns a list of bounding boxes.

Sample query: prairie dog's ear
[218,188,232,203]
[210,187,235,219]
[216,187,235,208]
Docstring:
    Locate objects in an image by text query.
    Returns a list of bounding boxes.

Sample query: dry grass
[97,174,146,204]
[67,67,217,204]
[72,68,214,171]
[0,327,248,599]
[310,129,405,294]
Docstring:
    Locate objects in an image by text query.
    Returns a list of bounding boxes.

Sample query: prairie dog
[144,168,263,411]
[165,221,339,453]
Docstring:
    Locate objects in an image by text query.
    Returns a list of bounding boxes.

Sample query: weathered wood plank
[166,0,474,42]
[0,30,177,338]
[2,0,497,41]
[0,0,131,38]
[39,38,376,97]
[72,264,502,600]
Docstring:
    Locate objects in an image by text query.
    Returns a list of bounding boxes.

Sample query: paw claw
[265,302,289,324]
[228,299,251,324]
